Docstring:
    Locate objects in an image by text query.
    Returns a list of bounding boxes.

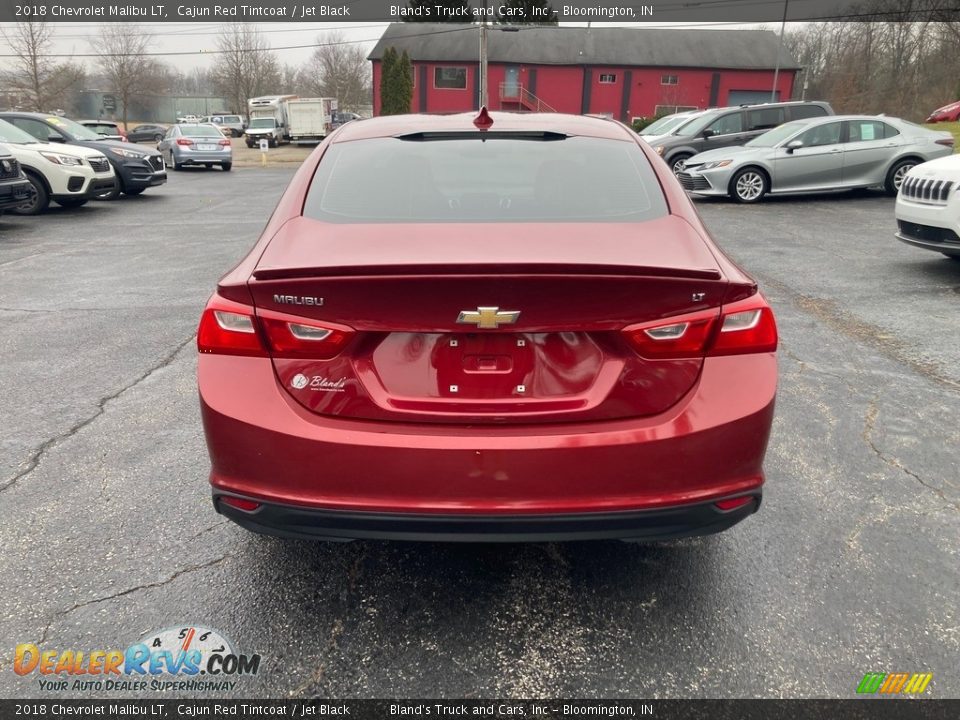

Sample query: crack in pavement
[861,400,959,512]
[758,274,960,392]
[0,334,196,495]
[290,547,368,697]
[0,553,233,672]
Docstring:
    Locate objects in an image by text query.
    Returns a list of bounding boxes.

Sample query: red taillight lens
[708,294,778,356]
[622,293,777,359]
[935,138,955,148]
[220,496,261,512]
[197,296,266,357]
[176,137,194,146]
[715,496,754,511]
[219,138,231,146]
[623,309,719,359]
[258,310,354,360]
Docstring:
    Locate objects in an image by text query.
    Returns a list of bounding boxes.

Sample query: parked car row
[0,112,168,209]
[675,116,954,203]
[640,100,960,263]
[0,120,120,215]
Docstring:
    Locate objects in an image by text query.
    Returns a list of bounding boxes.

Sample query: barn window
[434,67,467,90]
[599,74,617,84]
[654,105,697,116]
[661,75,679,85]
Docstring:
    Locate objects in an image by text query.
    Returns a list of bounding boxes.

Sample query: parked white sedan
[895,154,960,260]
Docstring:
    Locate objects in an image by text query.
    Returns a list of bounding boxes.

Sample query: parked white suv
[895,155,960,260]
[0,118,116,214]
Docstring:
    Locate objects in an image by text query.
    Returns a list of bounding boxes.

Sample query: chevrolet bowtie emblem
[456,306,520,329]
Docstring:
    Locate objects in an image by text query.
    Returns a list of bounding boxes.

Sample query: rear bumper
[214,493,761,542]
[200,353,776,535]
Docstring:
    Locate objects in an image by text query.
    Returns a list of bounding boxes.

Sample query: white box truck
[245,95,298,148]
[286,98,338,144]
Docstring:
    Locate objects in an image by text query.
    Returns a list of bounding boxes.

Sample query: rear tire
[221,162,232,172]
[12,173,49,215]
[55,198,88,208]
[885,159,918,195]
[170,151,182,171]
[153,133,163,143]
[729,167,769,203]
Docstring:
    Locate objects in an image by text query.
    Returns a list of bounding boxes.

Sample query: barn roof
[368,23,801,71]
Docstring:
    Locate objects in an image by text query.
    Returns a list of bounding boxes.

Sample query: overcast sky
[0,21,771,75]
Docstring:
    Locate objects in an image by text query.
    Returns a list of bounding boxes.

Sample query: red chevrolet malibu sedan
[197,110,778,542]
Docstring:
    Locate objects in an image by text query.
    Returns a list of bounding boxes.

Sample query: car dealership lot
[0,171,957,697]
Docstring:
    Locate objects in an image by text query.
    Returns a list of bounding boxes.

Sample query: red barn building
[369,24,801,120]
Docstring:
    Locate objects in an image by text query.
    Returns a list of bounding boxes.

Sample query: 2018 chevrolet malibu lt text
[197,110,779,543]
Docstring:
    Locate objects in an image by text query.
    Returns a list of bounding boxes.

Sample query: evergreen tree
[396,51,414,115]
[379,46,399,115]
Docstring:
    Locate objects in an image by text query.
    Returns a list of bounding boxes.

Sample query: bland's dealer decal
[291,374,347,392]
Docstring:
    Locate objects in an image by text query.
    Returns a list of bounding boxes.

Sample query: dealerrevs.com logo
[14,625,262,693]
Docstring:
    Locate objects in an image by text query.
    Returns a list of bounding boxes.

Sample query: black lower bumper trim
[896,231,960,257]
[214,493,761,543]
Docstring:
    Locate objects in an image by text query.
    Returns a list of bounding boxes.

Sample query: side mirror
[701,129,714,139]
[48,132,65,143]
[785,139,804,154]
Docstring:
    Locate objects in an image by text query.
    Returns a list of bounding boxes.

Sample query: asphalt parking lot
[0,170,957,698]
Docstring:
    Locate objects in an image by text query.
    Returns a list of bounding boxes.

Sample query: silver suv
[200,114,245,138]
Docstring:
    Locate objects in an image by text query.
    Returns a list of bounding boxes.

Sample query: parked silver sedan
[678,115,954,203]
[157,123,232,171]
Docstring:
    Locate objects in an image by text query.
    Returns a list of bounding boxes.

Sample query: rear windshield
[180,125,223,137]
[303,135,668,223]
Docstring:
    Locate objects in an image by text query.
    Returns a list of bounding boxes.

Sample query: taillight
[622,293,777,359]
[176,138,194,146]
[709,294,778,356]
[197,295,266,357]
[623,308,719,359]
[259,311,354,360]
[198,295,354,359]
[935,138,955,148]
[219,138,231,146]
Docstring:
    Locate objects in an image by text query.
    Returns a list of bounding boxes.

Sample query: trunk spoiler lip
[251,263,724,282]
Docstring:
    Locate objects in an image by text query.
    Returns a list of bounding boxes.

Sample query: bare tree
[0,21,85,112]
[95,24,166,129]
[784,10,960,120]
[210,23,281,115]
[297,31,372,113]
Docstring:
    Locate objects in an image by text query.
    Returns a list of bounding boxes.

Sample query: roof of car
[332,111,633,142]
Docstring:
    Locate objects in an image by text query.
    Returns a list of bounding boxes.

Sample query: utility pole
[479,1,489,108]
[771,0,789,102]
